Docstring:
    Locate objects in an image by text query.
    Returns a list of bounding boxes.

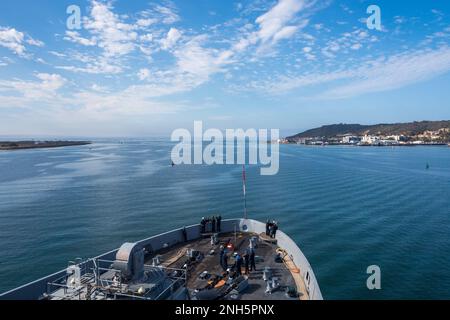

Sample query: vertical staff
[242,165,247,219]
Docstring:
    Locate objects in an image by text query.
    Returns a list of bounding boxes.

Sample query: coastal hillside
[287,121,450,140]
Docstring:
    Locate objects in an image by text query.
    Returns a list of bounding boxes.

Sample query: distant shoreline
[0,141,92,151]
[284,143,450,147]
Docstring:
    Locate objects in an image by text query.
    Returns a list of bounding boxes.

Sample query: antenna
[242,165,247,219]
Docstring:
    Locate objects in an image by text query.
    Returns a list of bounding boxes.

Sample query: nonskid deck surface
[147,232,308,300]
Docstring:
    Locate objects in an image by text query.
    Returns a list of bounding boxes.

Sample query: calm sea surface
[0,140,449,299]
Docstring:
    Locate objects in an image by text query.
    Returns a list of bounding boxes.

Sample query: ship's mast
[242,165,247,219]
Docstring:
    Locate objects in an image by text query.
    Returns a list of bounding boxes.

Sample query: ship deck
[146,231,309,300]
[0,218,321,300]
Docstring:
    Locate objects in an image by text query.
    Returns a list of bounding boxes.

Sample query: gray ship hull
[0,219,323,300]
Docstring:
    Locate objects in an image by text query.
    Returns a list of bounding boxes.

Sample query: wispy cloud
[322,47,450,99]
[139,2,180,25]
[0,26,43,57]
[1,0,450,136]
[0,70,183,117]
[64,31,97,46]
[0,73,67,108]
[160,27,182,50]
[58,2,153,73]
[258,46,450,99]
[174,35,233,82]
[233,0,310,54]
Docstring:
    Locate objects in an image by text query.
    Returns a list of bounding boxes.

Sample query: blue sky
[0,0,449,137]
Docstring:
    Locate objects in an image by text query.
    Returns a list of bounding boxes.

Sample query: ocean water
[0,140,449,299]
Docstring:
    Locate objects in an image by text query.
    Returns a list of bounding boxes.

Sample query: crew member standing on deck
[220,246,229,272]
[200,217,206,234]
[182,227,187,242]
[219,245,225,270]
[249,247,256,271]
[269,223,274,238]
[217,215,222,232]
[211,216,216,233]
[273,221,278,238]
[243,250,250,275]
[235,253,242,275]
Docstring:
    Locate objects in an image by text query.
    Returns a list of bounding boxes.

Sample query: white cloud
[323,47,450,99]
[259,47,450,99]
[329,43,340,51]
[72,85,184,116]
[56,60,123,74]
[0,27,25,55]
[136,18,157,28]
[431,9,444,20]
[52,0,314,109]
[340,4,353,14]
[233,0,309,53]
[0,26,43,56]
[160,27,182,50]
[319,28,374,58]
[138,3,180,26]
[56,0,313,85]
[272,25,299,42]
[305,53,316,60]
[60,1,144,74]
[0,59,6,67]
[83,1,138,57]
[137,68,150,80]
[59,1,183,75]
[358,31,368,39]
[321,48,335,58]
[394,16,406,24]
[49,51,67,58]
[248,68,352,93]
[90,84,109,92]
[2,0,449,136]
[153,4,180,24]
[64,31,97,46]
[174,36,233,82]
[140,33,154,42]
[256,0,306,43]
[35,73,66,91]
[0,71,182,117]
[26,38,44,47]
[0,73,66,103]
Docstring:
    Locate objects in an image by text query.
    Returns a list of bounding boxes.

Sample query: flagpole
[243,165,247,219]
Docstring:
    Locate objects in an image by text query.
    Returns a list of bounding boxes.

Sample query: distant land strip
[0,141,92,151]
[285,120,450,146]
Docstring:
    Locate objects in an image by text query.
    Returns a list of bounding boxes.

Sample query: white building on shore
[361,135,380,145]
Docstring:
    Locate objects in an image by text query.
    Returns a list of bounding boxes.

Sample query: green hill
[287,121,450,141]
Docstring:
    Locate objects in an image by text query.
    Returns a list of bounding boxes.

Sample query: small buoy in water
[426,163,430,170]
